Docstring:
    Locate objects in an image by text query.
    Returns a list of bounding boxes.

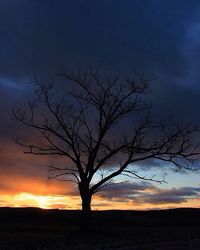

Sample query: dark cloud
[132,158,200,174]
[1,0,200,123]
[132,158,169,171]
[98,182,200,205]
[98,181,155,200]
[141,187,200,204]
[1,0,200,117]
[0,0,199,77]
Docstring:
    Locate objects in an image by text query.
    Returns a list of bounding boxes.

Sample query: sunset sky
[0,0,200,210]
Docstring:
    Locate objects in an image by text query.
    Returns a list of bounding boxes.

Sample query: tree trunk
[79,182,92,232]
[80,194,92,232]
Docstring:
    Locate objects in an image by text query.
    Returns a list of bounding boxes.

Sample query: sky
[0,0,200,210]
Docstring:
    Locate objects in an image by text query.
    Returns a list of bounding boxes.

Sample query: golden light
[0,191,199,210]
[0,192,81,210]
[16,193,58,209]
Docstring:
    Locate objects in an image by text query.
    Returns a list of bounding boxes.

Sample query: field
[0,208,200,249]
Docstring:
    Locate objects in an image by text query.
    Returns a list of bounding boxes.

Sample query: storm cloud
[1,0,200,209]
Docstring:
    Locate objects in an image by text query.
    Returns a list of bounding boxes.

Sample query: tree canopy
[13,67,200,230]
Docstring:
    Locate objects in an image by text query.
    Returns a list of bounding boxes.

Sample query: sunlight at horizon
[0,190,199,210]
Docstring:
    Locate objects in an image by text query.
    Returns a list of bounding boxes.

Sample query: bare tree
[13,67,200,231]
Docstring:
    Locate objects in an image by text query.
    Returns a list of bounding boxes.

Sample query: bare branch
[13,67,200,213]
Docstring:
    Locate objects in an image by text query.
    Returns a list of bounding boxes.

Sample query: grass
[0,207,200,249]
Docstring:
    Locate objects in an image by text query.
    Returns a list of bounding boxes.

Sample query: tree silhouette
[13,67,200,231]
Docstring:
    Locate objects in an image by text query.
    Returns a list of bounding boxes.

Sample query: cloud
[132,158,171,171]
[96,181,200,205]
[0,137,77,196]
[140,187,200,204]
[131,158,200,174]
[98,181,155,200]
[0,176,74,196]
[0,0,199,79]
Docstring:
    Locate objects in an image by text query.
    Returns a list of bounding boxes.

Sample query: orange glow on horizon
[0,141,199,211]
[0,192,199,211]
[0,192,81,210]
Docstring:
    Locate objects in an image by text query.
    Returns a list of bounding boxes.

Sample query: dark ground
[0,207,200,249]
